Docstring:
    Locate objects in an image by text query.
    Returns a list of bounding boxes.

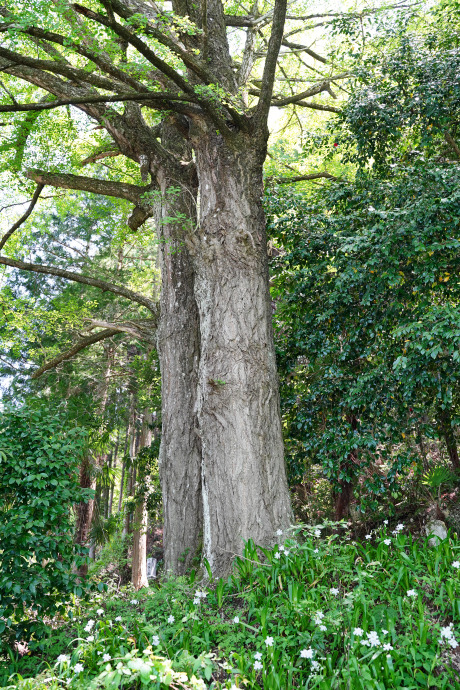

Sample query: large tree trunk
[156,128,203,575]
[189,126,293,577]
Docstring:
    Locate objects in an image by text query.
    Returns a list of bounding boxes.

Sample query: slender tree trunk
[132,411,153,590]
[188,127,292,577]
[438,407,460,470]
[156,125,203,575]
[74,454,96,577]
[334,415,358,521]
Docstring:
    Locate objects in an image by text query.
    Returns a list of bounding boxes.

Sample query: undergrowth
[2,521,460,689]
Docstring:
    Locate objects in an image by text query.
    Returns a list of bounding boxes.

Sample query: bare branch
[87,317,158,344]
[0,184,44,250]
[271,80,340,107]
[80,149,121,166]
[281,40,327,64]
[292,100,341,113]
[32,328,120,379]
[274,171,339,183]
[0,256,158,313]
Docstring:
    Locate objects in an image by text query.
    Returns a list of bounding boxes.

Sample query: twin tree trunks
[157,122,292,577]
[1,0,295,578]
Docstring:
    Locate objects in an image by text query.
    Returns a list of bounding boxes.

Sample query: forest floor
[2,520,460,689]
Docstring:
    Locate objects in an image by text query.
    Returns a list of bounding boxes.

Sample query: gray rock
[424,519,448,546]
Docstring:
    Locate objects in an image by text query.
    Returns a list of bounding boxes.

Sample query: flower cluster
[439,624,459,649]
[193,590,208,605]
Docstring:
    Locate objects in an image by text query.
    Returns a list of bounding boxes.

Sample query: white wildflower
[448,638,459,649]
[315,530,321,538]
[254,652,262,661]
[330,587,339,596]
[353,628,364,637]
[56,655,70,664]
[453,561,460,569]
[130,599,139,605]
[311,660,320,671]
[254,660,263,670]
[233,616,240,624]
[115,616,122,622]
[274,552,281,560]
[383,643,393,651]
[440,625,454,639]
[314,548,319,553]
[73,663,84,674]
[167,615,175,624]
[300,648,314,659]
[406,589,417,598]
[276,529,283,536]
[367,631,380,647]
[102,653,111,662]
[383,539,391,545]
[319,625,327,631]
[152,635,160,646]
[96,608,104,616]
[265,636,274,647]
[383,520,388,525]
[193,597,200,605]
[365,534,372,540]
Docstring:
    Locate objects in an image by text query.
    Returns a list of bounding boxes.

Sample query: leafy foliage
[0,405,93,646]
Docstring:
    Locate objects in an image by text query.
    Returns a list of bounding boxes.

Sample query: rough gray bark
[189,125,293,576]
[156,126,203,575]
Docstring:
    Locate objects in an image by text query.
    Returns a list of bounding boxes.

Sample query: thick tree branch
[0,46,122,93]
[98,0,215,85]
[0,21,153,93]
[0,256,158,313]
[72,4,195,96]
[0,184,44,250]
[255,0,287,123]
[26,169,145,204]
[0,91,198,113]
[26,169,154,231]
[31,328,120,379]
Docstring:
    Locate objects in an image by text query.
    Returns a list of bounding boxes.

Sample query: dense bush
[0,405,93,646]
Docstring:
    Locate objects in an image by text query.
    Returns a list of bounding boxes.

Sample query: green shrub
[0,405,93,647]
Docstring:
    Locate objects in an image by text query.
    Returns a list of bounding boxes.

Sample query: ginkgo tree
[0,0,410,575]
